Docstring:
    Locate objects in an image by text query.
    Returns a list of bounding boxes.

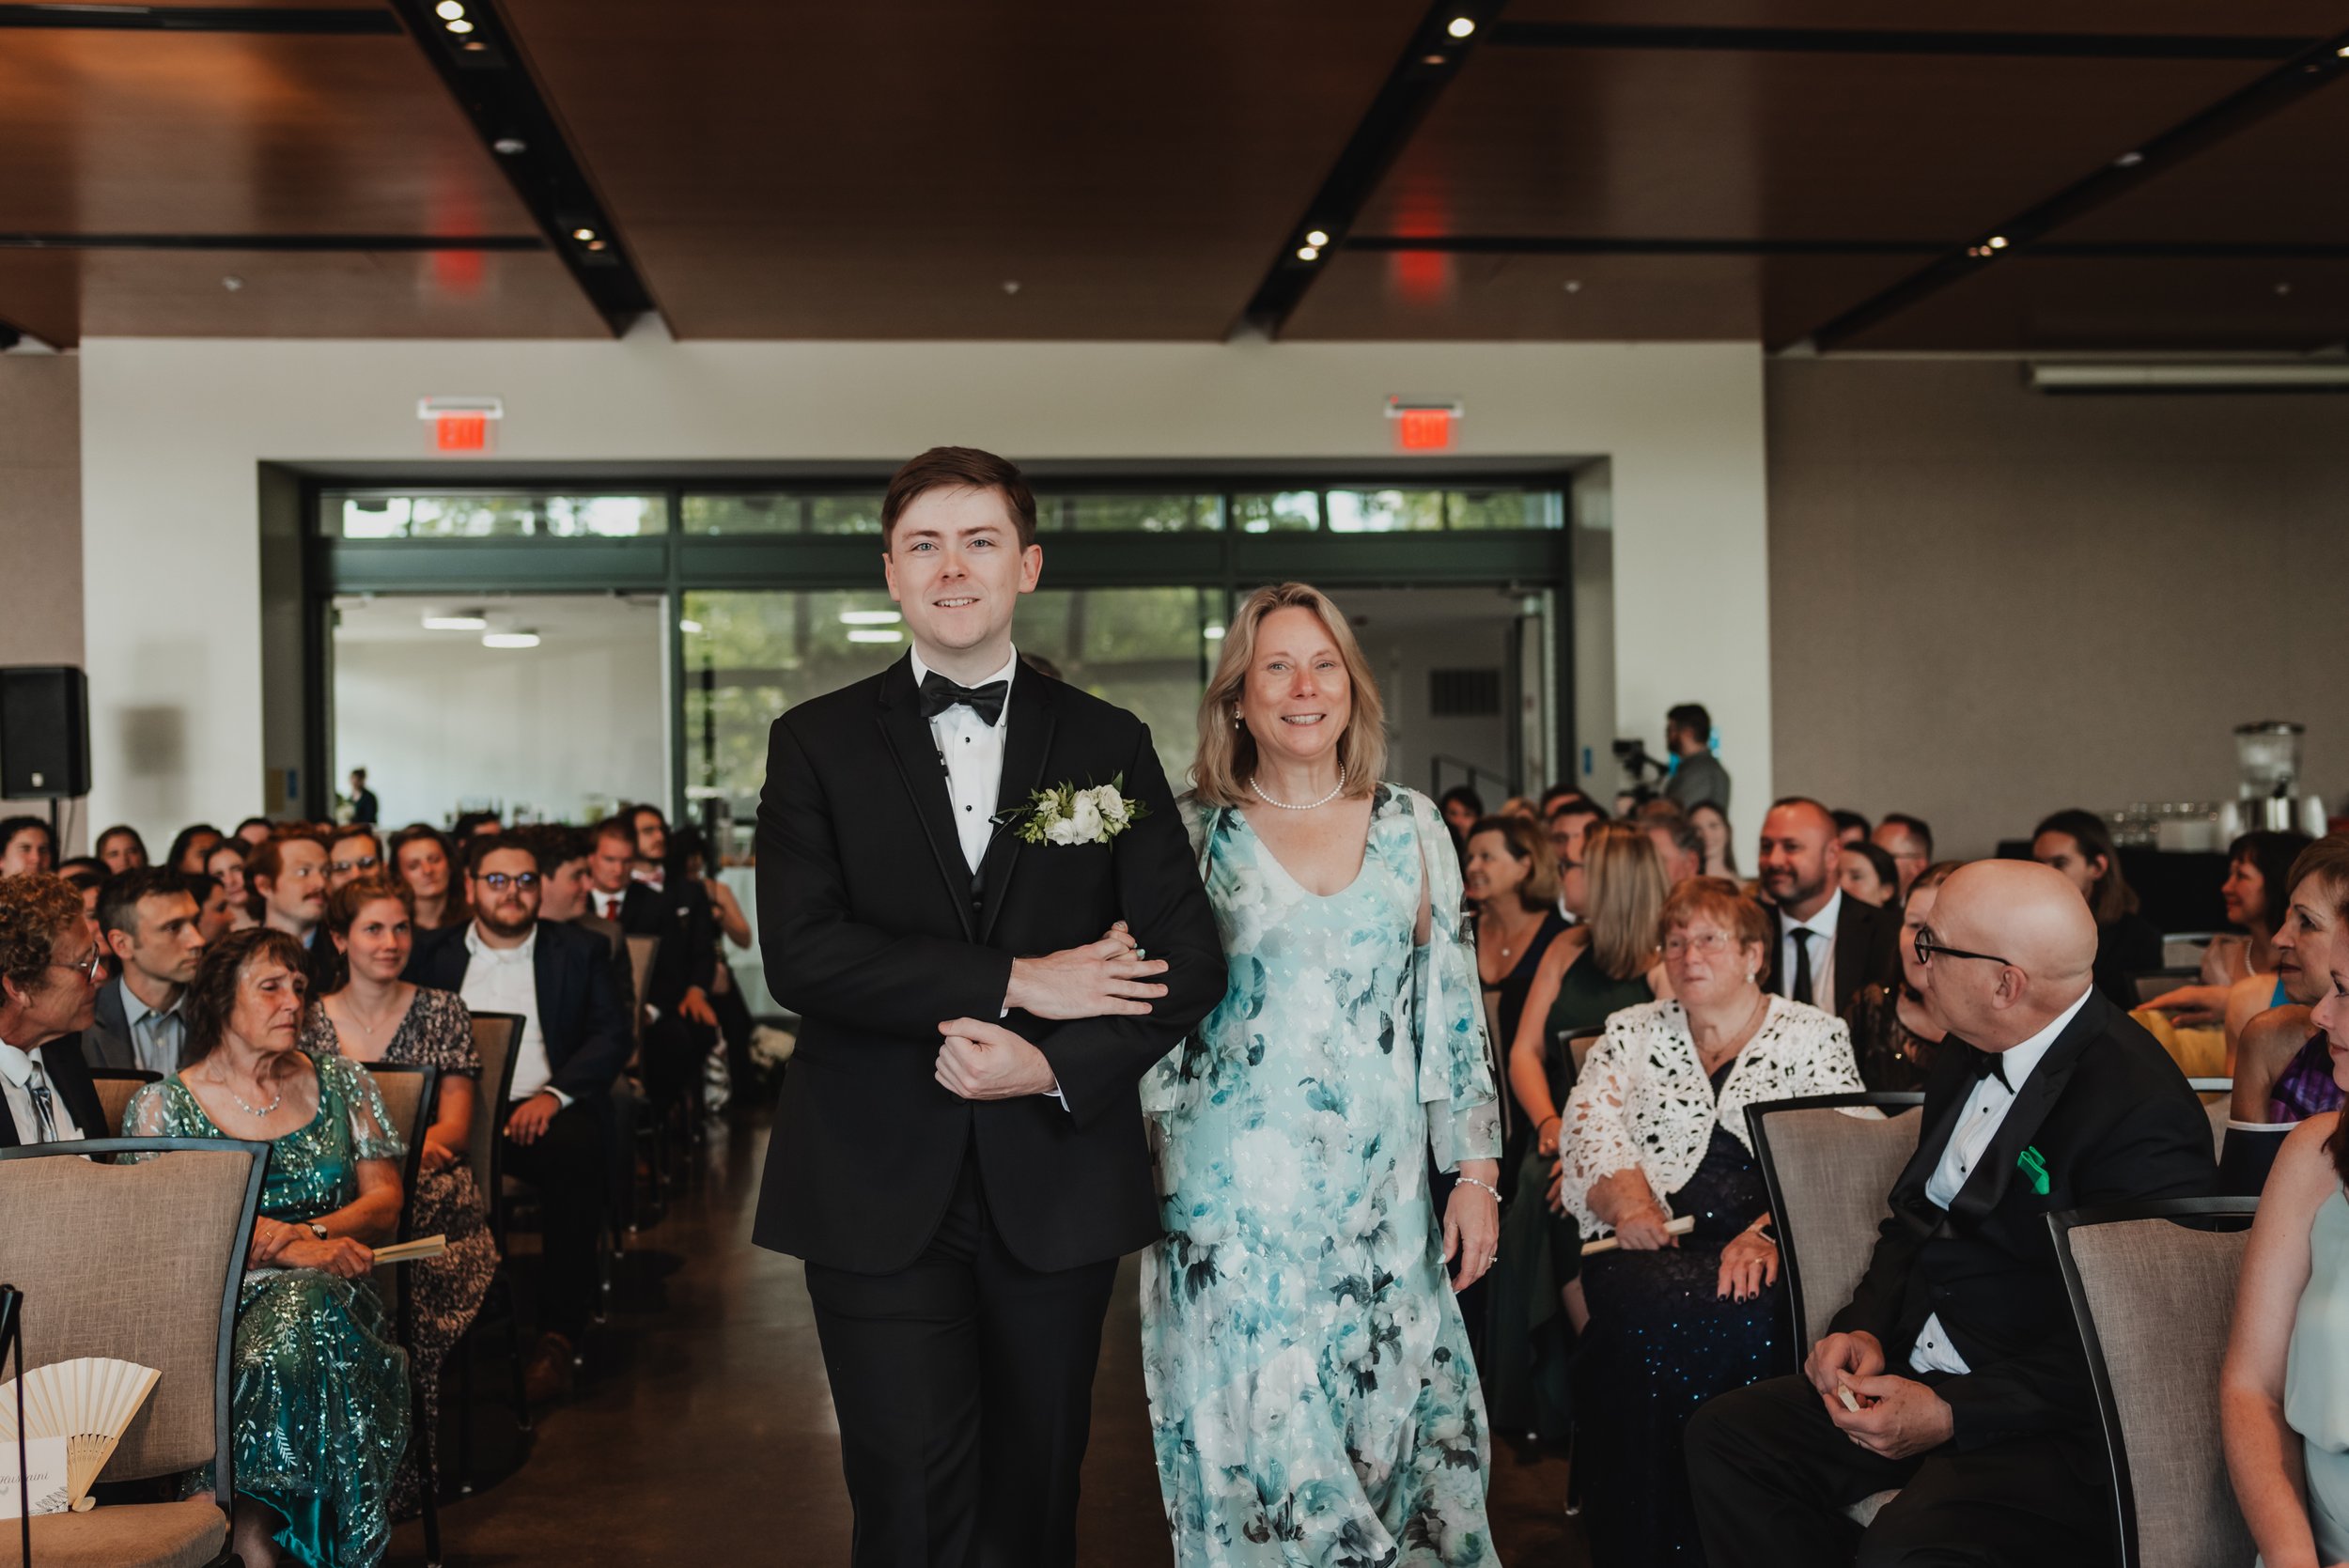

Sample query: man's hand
[1803,1330,1887,1400]
[935,1018,1060,1100]
[506,1091,561,1146]
[1004,922,1169,1020]
[678,986,720,1028]
[1828,1373,1954,1460]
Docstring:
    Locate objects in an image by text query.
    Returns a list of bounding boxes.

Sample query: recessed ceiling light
[571,227,597,242]
[1003,280,1022,294]
[1563,279,1582,293]
[2115,150,2144,168]
[222,275,244,291]
[1446,15,1476,38]
[2276,282,2294,296]
[837,610,904,626]
[1306,229,1330,248]
[1297,245,1320,261]
[1986,235,2009,250]
[482,631,540,649]
[435,0,464,16]
[2338,43,2349,56]
[423,613,489,631]
[492,136,527,156]
[444,17,473,32]
[846,629,905,644]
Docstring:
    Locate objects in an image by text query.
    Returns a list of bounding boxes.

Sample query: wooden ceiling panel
[2052,85,2349,245]
[0,31,539,237]
[496,0,1430,338]
[0,247,605,343]
[1836,255,2349,352]
[1500,0,2349,37]
[1356,47,2263,245]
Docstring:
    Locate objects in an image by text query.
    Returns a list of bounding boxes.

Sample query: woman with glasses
[1559,877,1863,1566]
[0,872,111,1145]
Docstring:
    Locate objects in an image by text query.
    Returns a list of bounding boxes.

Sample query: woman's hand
[1535,1114,1563,1158]
[275,1235,374,1279]
[246,1217,302,1268]
[2144,983,2228,1028]
[418,1137,460,1174]
[1613,1203,1680,1251]
[1717,1227,1780,1301]
[1442,1162,1501,1293]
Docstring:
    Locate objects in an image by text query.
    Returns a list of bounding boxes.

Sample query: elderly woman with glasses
[0,872,112,1145]
[1559,876,1863,1566]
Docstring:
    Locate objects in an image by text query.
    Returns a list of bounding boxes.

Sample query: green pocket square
[2017,1145,2051,1197]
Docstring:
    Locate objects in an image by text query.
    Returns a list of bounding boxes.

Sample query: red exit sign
[1386,396,1463,453]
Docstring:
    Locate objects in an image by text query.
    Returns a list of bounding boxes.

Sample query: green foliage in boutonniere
[2017,1144,2050,1197]
[1005,775,1149,846]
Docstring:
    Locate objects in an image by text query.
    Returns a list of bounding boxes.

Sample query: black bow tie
[918,672,1008,726]
[1960,1042,2011,1090]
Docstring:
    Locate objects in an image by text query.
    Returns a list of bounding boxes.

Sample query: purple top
[2269,1030,2346,1124]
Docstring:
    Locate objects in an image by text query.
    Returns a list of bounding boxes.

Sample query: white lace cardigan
[1561,995,1863,1234]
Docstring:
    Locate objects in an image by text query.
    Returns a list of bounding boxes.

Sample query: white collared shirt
[910,645,1019,878]
[0,1042,85,1144]
[459,924,569,1106]
[1907,984,2094,1375]
[119,981,187,1077]
[1779,890,1843,1010]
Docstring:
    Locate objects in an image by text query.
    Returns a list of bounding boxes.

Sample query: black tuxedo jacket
[0,1036,110,1146]
[1764,894,1903,1020]
[752,655,1225,1276]
[404,919,632,1103]
[617,877,716,1013]
[1828,988,2215,1449]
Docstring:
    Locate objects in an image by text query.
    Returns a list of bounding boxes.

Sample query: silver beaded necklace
[1251,766,1347,812]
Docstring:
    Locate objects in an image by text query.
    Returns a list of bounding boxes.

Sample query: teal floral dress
[1142,785,1502,1567]
[123,1054,411,1568]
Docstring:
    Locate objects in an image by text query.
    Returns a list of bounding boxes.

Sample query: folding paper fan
[0,1358,161,1512]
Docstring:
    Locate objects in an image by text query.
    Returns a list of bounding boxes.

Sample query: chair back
[359,1063,440,1244]
[0,1138,264,1497]
[2186,1078,2232,1157]
[1565,1027,1605,1076]
[2050,1197,2260,1568]
[2131,967,2201,1005]
[468,1013,521,1241]
[626,935,660,1042]
[86,1067,161,1138]
[1746,1093,1926,1347]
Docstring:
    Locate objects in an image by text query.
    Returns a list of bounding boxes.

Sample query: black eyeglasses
[1913,928,2013,969]
[477,872,539,892]
[331,854,381,874]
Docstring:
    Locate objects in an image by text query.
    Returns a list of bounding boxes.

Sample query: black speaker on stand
[0,666,92,848]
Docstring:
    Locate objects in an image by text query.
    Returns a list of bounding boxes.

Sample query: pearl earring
[1233,709,1244,725]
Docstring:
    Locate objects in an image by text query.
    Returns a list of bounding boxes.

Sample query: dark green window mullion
[666,480,690,827]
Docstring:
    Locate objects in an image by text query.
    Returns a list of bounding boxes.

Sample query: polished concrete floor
[391,1114,1584,1565]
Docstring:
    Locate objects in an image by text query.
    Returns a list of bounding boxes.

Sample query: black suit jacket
[1765,893,1903,1020]
[0,1036,110,1146]
[1828,988,2216,1449]
[81,976,143,1072]
[752,655,1226,1276]
[404,919,632,1103]
[617,877,716,1014]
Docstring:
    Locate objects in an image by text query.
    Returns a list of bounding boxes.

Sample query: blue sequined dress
[123,1054,411,1568]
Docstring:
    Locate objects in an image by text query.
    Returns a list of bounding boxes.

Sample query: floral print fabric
[1141,784,1501,1567]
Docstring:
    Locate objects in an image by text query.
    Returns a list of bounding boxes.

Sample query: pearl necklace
[1251,766,1347,812]
[207,1069,284,1120]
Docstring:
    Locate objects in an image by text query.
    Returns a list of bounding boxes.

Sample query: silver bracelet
[1454,1174,1501,1203]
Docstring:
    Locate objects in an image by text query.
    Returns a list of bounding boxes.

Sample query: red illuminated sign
[435,414,489,452]
[1395,408,1454,451]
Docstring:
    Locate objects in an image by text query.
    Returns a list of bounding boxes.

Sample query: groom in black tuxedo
[754,447,1225,1568]
[1685,860,2215,1567]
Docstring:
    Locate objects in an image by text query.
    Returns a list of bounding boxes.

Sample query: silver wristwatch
[306,1222,330,1241]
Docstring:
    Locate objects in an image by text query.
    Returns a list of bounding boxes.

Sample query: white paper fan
[0,1358,161,1512]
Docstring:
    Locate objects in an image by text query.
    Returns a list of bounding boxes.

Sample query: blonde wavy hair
[1191,582,1387,808]
[1580,820,1669,982]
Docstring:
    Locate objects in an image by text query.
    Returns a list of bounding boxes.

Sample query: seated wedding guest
[1647,812,1704,889]
[1548,798,1608,916]
[1562,876,1864,1565]
[233,815,274,848]
[451,811,501,840]
[672,825,756,1100]
[1843,861,1963,1093]
[1685,860,2215,1568]
[326,825,383,893]
[303,875,495,1518]
[0,873,107,1145]
[189,872,241,945]
[1759,797,1904,1017]
[1689,799,1738,878]
[2218,836,2349,1195]
[406,834,630,1402]
[1838,839,1900,908]
[516,825,633,1017]
[1543,783,1596,818]
[2032,808,2164,1009]
[1467,815,1569,1173]
[123,927,409,1568]
[249,832,335,992]
[390,825,467,934]
[1831,809,1872,847]
[1501,795,1541,822]
[2219,978,2348,1568]
[1661,703,1730,815]
[167,822,224,876]
[1872,814,1934,898]
[1489,820,1670,1443]
[95,823,148,875]
[0,816,55,877]
[2151,829,2315,1026]
[206,838,259,931]
[86,867,205,1073]
[607,809,720,1118]
[1440,784,1486,841]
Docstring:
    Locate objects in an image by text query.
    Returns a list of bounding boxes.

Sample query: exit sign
[1386,396,1463,453]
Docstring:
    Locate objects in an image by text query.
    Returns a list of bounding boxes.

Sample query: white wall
[76,332,1773,844]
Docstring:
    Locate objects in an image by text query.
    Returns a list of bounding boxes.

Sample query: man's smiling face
[881,484,1042,672]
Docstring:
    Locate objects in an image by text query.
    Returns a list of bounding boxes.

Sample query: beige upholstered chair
[625,936,660,1046]
[2051,1198,2259,1568]
[1564,1027,1605,1076]
[0,1138,266,1568]
[86,1069,161,1141]
[357,1061,443,1566]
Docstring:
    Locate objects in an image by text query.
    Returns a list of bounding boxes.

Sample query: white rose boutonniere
[1008,775,1149,846]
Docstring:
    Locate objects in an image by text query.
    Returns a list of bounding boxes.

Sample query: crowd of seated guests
[0,791,744,1568]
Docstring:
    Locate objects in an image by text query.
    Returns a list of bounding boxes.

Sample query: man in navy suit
[409,834,631,1400]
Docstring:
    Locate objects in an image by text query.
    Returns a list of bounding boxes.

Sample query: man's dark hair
[514,823,593,873]
[1648,814,1703,862]
[1550,797,1607,827]
[186,871,220,905]
[1830,809,1872,841]
[0,816,52,855]
[1665,704,1711,740]
[1877,813,1935,858]
[233,815,273,837]
[592,815,639,851]
[627,802,669,831]
[98,867,193,938]
[1439,785,1485,818]
[2033,808,2138,924]
[879,446,1038,551]
[328,824,381,861]
[2231,830,2316,936]
[1539,784,1592,815]
[464,832,540,877]
[451,811,502,839]
[55,858,108,893]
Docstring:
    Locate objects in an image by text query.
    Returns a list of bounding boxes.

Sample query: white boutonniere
[1004,776,1148,846]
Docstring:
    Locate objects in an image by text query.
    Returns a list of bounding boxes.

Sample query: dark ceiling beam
[1347,235,2349,259]
[0,5,398,34]
[1485,22,2311,61]
[0,233,541,251]
[1798,26,2349,351]
[1237,0,1506,337]
[378,0,653,334]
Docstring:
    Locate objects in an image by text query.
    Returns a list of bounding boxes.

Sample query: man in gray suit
[84,868,207,1074]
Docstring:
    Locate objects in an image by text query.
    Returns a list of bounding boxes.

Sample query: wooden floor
[391,1113,1585,1565]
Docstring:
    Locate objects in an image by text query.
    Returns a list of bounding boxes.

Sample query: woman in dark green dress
[124,926,409,1568]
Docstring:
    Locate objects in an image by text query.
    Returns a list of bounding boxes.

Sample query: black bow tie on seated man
[1957,1039,2010,1090]
[918,672,1009,726]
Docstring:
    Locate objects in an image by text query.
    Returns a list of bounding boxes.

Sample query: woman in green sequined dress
[123,926,410,1568]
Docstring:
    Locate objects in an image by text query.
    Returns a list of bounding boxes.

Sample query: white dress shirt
[1778,890,1843,1011]
[0,1042,85,1144]
[120,983,188,1077]
[459,924,570,1106]
[1907,984,2093,1375]
[910,645,1019,877]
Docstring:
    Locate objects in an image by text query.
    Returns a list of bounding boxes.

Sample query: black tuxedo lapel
[875,657,977,940]
[1886,1047,1975,1234]
[1945,992,2105,1228]
[976,668,1056,944]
